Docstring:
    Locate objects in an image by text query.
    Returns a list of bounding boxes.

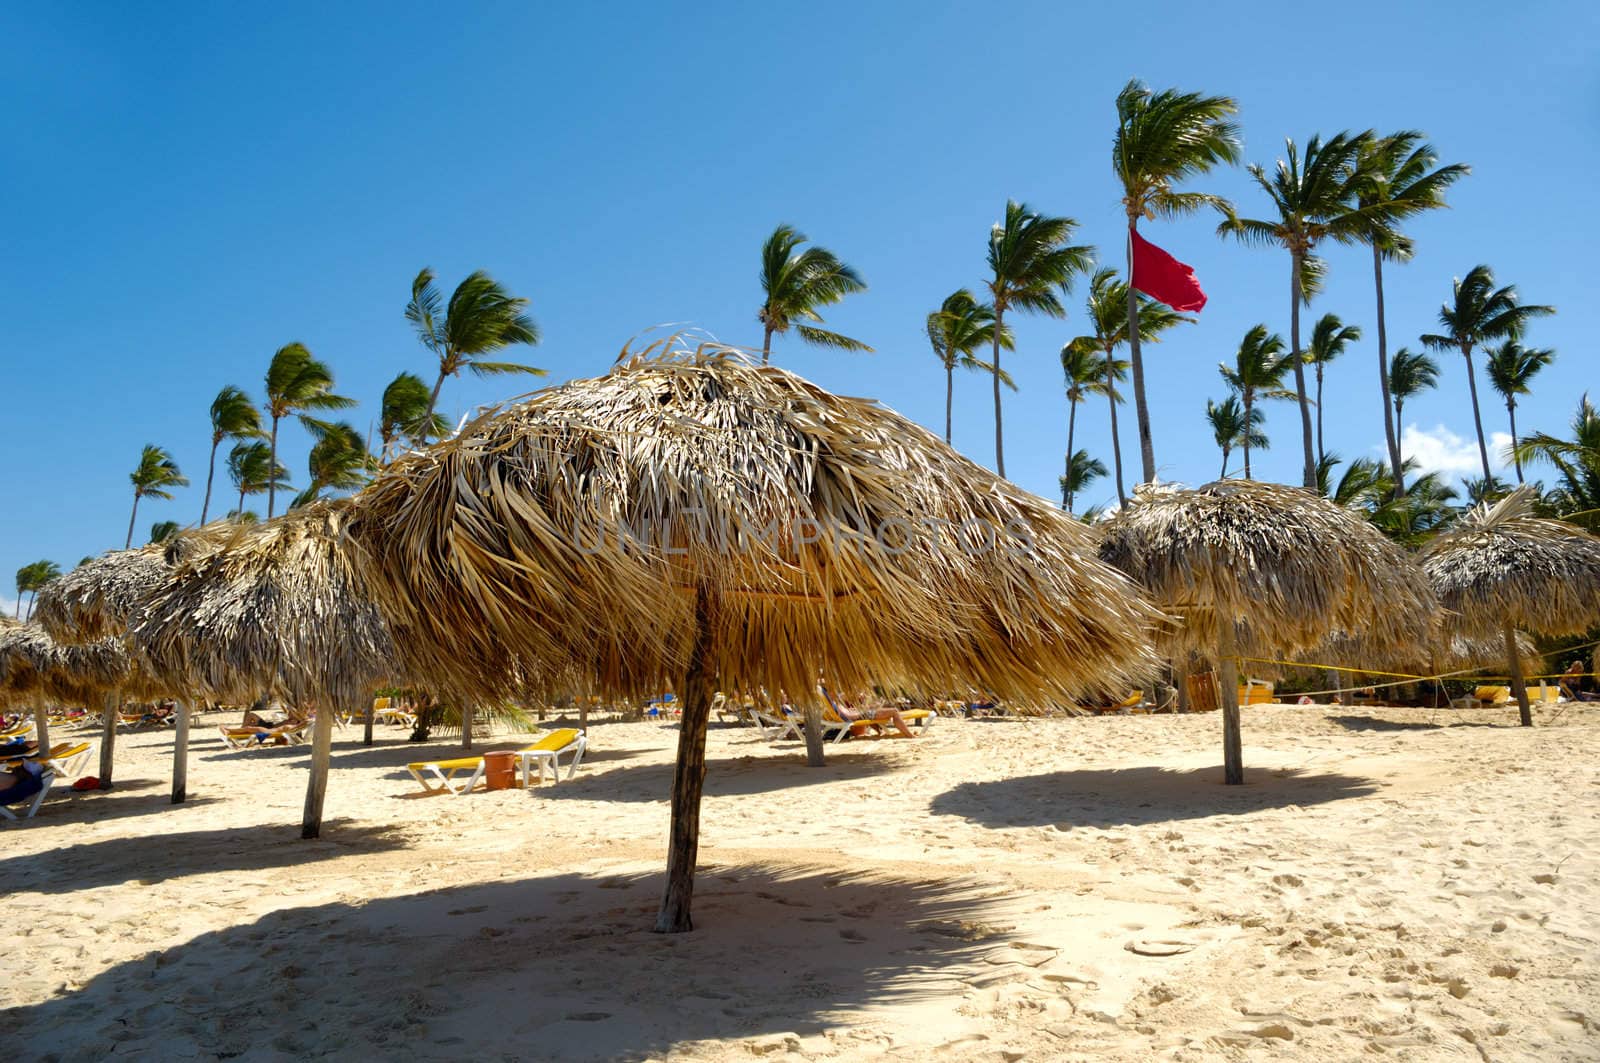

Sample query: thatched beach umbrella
[344,344,1164,931]
[34,530,229,800]
[128,500,399,832]
[1098,479,1437,784]
[0,621,149,779]
[1423,487,1600,726]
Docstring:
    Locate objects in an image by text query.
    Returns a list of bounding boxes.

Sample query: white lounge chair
[408,729,587,795]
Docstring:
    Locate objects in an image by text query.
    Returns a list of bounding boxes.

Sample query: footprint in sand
[838,928,868,943]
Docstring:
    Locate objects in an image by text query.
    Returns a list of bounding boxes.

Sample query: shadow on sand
[930,765,1379,830]
[539,749,900,804]
[0,819,410,896]
[0,862,1016,1061]
[1325,712,1515,733]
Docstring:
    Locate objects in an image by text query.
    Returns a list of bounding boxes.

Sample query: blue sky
[3,1,1596,612]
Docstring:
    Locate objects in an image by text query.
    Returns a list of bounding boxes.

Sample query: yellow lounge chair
[218,718,313,751]
[1473,685,1511,706]
[407,728,587,795]
[1239,680,1276,705]
[2,741,93,779]
[817,686,932,742]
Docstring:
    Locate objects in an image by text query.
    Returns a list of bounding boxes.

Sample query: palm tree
[984,201,1093,478]
[408,268,543,434]
[1060,340,1117,508]
[1420,265,1554,481]
[1219,325,1295,480]
[292,422,374,508]
[1064,268,1188,503]
[1113,80,1235,486]
[1370,467,1458,546]
[1354,133,1468,491]
[379,371,449,463]
[1218,130,1399,488]
[263,343,354,518]
[926,290,1011,443]
[14,560,60,620]
[1205,395,1265,480]
[201,386,263,524]
[127,445,188,549]
[1387,347,1440,497]
[149,521,180,544]
[1113,79,1242,485]
[1484,340,1556,483]
[756,225,870,366]
[1461,473,1513,506]
[228,441,290,519]
[1303,313,1362,464]
[1513,395,1600,531]
[1059,451,1107,512]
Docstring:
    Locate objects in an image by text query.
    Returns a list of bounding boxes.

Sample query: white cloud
[1400,423,1513,480]
[0,597,22,621]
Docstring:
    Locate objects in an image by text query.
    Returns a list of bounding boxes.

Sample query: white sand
[3,703,1597,1061]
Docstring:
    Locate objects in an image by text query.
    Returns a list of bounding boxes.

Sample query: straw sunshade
[1098,479,1437,783]
[129,502,397,710]
[33,529,226,645]
[1422,486,1600,725]
[344,343,1165,930]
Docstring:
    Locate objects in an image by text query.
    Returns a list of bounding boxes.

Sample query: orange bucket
[482,751,518,791]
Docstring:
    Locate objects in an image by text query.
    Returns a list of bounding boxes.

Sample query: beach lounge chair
[1473,685,1511,706]
[818,686,933,741]
[751,705,802,740]
[4,741,93,779]
[217,718,312,751]
[1239,679,1275,705]
[407,728,587,795]
[371,697,416,728]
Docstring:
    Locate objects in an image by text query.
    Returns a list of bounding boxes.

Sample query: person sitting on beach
[830,691,918,738]
[1559,660,1599,702]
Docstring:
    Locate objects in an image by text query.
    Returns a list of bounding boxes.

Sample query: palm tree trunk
[992,310,1006,478]
[201,436,220,524]
[1105,348,1126,506]
[125,492,141,549]
[1290,253,1316,488]
[1372,248,1404,496]
[1315,366,1325,466]
[945,365,954,444]
[1508,401,1523,483]
[1242,392,1253,481]
[761,325,774,367]
[421,368,449,443]
[237,485,247,518]
[1126,226,1156,484]
[267,417,281,520]
[1462,345,1493,482]
[1064,398,1079,510]
[1393,397,1408,496]
[1219,446,1229,480]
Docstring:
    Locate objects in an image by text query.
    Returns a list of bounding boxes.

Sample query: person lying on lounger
[0,758,46,806]
[830,693,918,738]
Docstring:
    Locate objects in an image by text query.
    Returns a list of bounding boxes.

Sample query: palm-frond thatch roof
[128,501,397,708]
[0,621,151,707]
[1422,486,1600,641]
[1097,479,1437,663]
[35,526,231,645]
[343,344,1164,705]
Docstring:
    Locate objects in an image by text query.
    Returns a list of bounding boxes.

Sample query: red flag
[1130,228,1208,313]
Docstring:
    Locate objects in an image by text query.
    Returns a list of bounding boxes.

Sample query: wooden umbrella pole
[33,704,50,755]
[656,583,718,933]
[301,701,336,839]
[462,702,474,751]
[98,690,119,785]
[1218,626,1243,785]
[172,700,190,804]
[362,697,374,746]
[802,697,825,767]
[1504,623,1532,727]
